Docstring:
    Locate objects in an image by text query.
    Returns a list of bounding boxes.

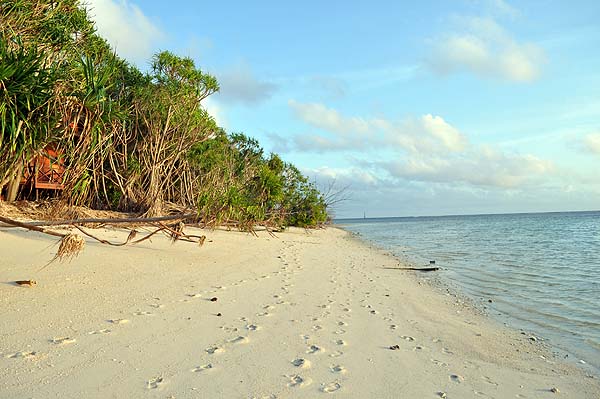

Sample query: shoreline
[337,223,600,378]
[1,225,598,398]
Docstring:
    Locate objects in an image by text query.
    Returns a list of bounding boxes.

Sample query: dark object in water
[384,267,439,272]
[430,260,436,265]
[389,345,400,350]
[210,297,218,302]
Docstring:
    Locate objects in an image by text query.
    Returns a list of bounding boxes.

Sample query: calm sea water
[337,211,600,373]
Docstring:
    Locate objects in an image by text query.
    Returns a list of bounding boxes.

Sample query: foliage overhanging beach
[1,0,328,229]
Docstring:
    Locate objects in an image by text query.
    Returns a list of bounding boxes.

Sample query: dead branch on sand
[0,214,206,263]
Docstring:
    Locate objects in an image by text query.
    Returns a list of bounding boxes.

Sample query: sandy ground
[0,225,598,398]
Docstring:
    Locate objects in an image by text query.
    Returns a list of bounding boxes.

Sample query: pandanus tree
[130,51,219,216]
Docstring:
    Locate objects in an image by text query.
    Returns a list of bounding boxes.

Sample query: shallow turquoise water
[337,211,600,373]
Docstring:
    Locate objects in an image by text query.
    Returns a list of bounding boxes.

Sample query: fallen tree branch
[0,213,197,227]
[0,216,66,238]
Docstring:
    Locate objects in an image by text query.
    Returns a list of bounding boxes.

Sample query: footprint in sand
[146,376,165,389]
[292,358,311,368]
[149,304,165,309]
[337,321,347,326]
[187,293,202,298]
[307,345,323,354]
[206,346,224,355]
[401,335,415,341]
[191,364,213,372]
[334,329,346,335]
[321,382,341,393]
[370,310,379,315]
[256,312,271,317]
[329,350,343,358]
[6,351,37,359]
[228,336,249,344]
[482,375,499,386]
[246,324,259,331]
[312,325,323,331]
[133,311,153,316]
[450,374,465,383]
[334,339,347,346]
[330,365,347,374]
[51,337,76,345]
[88,329,111,335]
[390,324,398,330]
[287,374,311,387]
[109,318,129,324]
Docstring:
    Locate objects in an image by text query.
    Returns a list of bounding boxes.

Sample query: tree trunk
[6,162,24,202]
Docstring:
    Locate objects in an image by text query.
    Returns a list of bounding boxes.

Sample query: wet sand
[1,226,598,398]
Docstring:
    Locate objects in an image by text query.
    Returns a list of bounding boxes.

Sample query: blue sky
[87,0,600,217]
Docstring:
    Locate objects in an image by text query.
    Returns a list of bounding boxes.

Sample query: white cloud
[583,133,600,154]
[482,0,520,18]
[85,0,164,64]
[284,101,555,190]
[286,100,467,154]
[428,17,544,82]
[215,64,277,105]
[380,147,553,188]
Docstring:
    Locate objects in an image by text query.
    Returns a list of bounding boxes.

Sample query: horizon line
[334,208,600,221]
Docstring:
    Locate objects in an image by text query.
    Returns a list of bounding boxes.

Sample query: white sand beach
[1,226,598,398]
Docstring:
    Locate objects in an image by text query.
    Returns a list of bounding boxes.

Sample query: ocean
[337,211,600,374]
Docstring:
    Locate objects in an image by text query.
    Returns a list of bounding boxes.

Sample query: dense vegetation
[0,0,328,228]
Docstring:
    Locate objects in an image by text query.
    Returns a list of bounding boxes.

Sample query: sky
[85,0,600,218]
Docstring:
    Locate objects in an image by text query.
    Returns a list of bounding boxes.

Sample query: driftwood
[0,214,206,264]
[1,213,197,227]
[383,266,440,272]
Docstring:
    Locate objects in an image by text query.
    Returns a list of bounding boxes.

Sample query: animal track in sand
[187,293,202,298]
[149,304,165,309]
[370,310,379,315]
[5,351,37,359]
[256,312,271,317]
[321,382,341,393]
[312,325,323,331]
[133,311,153,316]
[450,374,465,383]
[191,364,213,372]
[108,318,129,324]
[228,336,249,344]
[431,358,448,367]
[337,321,347,326]
[246,324,259,331]
[390,324,398,330]
[205,346,224,355]
[334,329,346,335]
[307,344,323,354]
[329,350,343,358]
[401,335,415,341]
[287,374,311,387]
[146,376,165,389]
[51,337,76,345]
[88,329,111,335]
[292,358,311,368]
[334,339,347,346]
[330,364,346,373]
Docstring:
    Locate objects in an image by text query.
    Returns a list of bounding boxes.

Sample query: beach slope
[1,226,598,398]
